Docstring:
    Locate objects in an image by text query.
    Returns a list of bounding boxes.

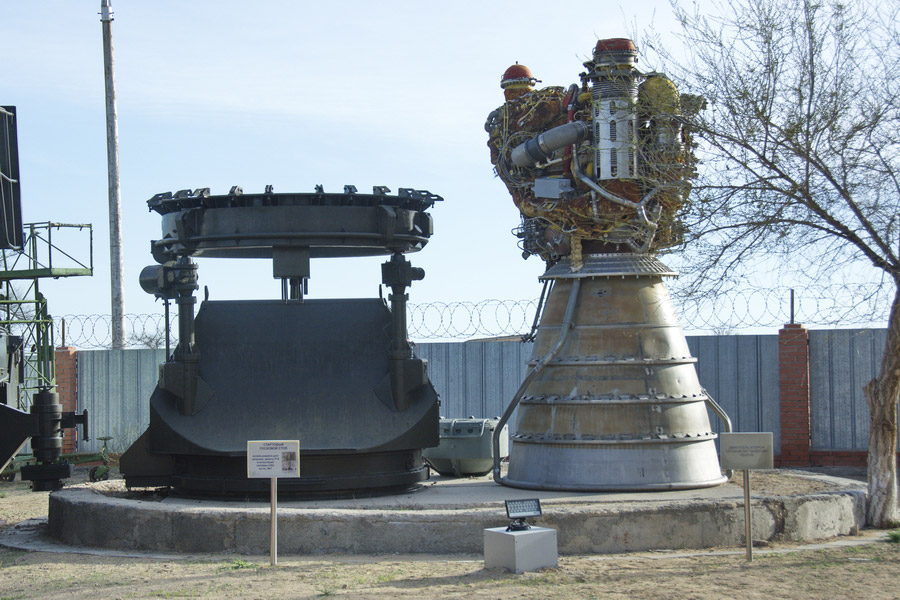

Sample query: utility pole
[100,0,125,349]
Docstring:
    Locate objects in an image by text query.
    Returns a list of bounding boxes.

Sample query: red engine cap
[594,38,637,53]
[501,63,537,89]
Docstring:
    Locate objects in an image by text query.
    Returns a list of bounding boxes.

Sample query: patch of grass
[150,590,200,599]
[317,587,334,597]
[521,572,563,586]
[220,558,259,571]
[318,568,341,579]
[760,551,798,560]
[0,550,26,568]
[887,529,900,543]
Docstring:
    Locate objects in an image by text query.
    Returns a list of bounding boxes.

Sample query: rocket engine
[486,38,698,263]
[486,39,728,491]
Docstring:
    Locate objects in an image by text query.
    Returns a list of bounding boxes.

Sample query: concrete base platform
[46,470,867,555]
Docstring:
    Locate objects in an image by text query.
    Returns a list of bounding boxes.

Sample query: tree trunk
[864,282,900,527]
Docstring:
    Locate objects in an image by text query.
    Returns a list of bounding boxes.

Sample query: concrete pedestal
[483,526,558,573]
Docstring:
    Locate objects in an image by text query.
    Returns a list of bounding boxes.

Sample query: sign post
[247,440,300,566]
[719,432,774,562]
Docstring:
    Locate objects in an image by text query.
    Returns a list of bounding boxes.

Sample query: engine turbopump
[486,38,697,265]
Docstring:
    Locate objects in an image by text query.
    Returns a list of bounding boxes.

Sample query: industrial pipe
[492,278,581,484]
[703,389,734,478]
[511,121,590,168]
[570,140,660,251]
[563,84,579,175]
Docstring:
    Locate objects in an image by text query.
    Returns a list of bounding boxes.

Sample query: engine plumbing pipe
[492,278,581,484]
[513,118,660,252]
[702,388,734,478]
[563,84,579,175]
[511,121,591,168]
[570,140,660,251]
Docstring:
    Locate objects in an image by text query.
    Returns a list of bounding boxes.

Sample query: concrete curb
[1,517,888,562]
[42,472,868,555]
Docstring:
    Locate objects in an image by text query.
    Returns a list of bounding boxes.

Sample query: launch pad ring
[41,471,866,555]
[147,188,440,261]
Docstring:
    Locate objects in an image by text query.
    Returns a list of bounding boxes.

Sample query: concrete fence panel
[416,341,532,420]
[74,331,884,459]
[687,335,781,450]
[77,349,165,453]
[809,328,886,451]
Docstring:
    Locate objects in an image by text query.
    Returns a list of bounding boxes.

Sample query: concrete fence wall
[415,341,532,420]
[810,328,886,452]
[60,326,889,465]
[687,334,781,449]
[74,349,165,454]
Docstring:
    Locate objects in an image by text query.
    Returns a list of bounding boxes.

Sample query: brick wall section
[778,324,811,467]
[809,451,869,467]
[809,451,900,467]
[55,347,78,454]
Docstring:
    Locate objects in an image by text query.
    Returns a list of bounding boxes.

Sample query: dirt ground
[1,468,899,600]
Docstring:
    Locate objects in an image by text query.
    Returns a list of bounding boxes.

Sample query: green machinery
[0,223,94,485]
[0,106,97,490]
[0,222,93,406]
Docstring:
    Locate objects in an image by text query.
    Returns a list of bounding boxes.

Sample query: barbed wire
[672,283,890,333]
[55,284,890,349]
[57,313,175,350]
[408,300,538,340]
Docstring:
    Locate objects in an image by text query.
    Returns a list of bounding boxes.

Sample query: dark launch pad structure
[119,186,443,496]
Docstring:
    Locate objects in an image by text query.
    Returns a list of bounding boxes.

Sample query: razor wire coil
[55,284,890,349]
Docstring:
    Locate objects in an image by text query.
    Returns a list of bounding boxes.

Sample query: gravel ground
[1,467,897,600]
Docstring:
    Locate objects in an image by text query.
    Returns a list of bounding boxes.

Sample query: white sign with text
[720,432,774,470]
[246,440,300,479]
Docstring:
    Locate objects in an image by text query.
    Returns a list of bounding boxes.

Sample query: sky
[1,0,691,321]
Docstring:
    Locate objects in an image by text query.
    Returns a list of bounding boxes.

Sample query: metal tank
[500,254,728,490]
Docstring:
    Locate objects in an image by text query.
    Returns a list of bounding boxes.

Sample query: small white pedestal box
[483,527,558,573]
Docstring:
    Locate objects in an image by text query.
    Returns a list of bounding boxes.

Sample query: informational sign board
[247,440,300,479]
[720,432,774,470]
[247,439,300,567]
[719,431,774,563]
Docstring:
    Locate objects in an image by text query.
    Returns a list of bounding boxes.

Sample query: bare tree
[645,0,900,526]
[127,328,166,350]
[127,315,168,350]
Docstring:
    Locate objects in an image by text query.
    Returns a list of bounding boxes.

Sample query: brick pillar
[55,347,78,454]
[778,323,810,466]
